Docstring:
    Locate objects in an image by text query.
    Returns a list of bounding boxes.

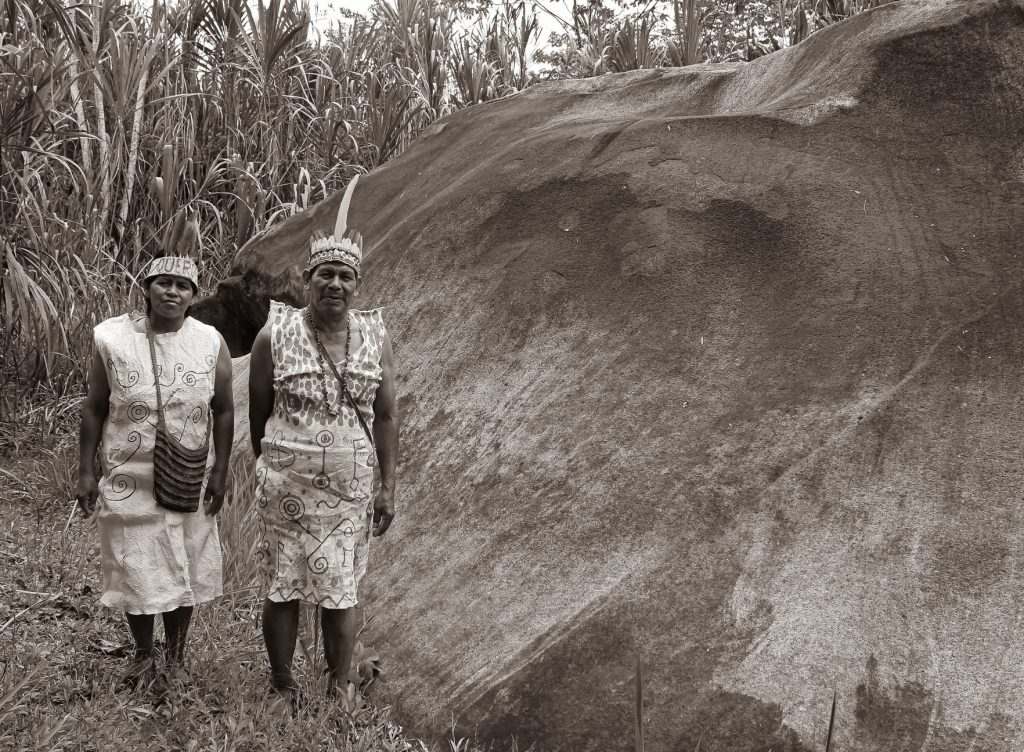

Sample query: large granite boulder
[195,0,1024,748]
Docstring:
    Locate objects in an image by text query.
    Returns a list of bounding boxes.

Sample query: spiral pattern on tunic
[128,401,150,423]
[107,431,142,473]
[109,358,140,389]
[307,553,330,575]
[255,303,385,609]
[255,517,270,564]
[255,466,269,510]
[280,494,304,521]
[177,406,206,441]
[106,474,136,501]
[93,313,223,614]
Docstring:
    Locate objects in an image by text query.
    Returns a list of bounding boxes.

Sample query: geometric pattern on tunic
[255,301,387,609]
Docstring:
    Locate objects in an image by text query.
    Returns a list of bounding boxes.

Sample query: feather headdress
[307,175,363,274]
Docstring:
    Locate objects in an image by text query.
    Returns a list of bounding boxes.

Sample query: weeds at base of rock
[0,423,487,752]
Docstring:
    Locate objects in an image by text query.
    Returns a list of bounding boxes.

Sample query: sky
[307,0,574,51]
[309,0,371,25]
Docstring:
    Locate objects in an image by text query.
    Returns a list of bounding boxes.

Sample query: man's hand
[204,471,227,516]
[77,475,100,517]
[372,487,395,537]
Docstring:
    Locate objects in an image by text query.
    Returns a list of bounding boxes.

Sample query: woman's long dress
[94,313,223,614]
[255,302,387,609]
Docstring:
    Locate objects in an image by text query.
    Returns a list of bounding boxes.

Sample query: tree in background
[534,0,892,76]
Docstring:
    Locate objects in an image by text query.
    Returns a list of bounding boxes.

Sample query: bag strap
[145,318,168,428]
[145,317,210,439]
[314,332,376,448]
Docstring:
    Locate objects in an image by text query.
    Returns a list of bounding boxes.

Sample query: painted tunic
[94,313,223,614]
[255,302,386,609]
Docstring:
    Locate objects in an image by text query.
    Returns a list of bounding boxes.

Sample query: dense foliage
[0,0,887,746]
[0,0,885,418]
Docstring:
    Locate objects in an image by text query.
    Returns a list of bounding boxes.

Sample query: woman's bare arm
[248,323,275,458]
[77,352,110,515]
[205,333,234,515]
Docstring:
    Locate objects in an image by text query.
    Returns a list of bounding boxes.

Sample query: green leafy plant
[606,15,659,72]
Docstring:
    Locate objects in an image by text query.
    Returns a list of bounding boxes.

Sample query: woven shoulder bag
[146,319,210,513]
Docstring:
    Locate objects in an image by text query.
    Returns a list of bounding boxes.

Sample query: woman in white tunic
[77,256,233,685]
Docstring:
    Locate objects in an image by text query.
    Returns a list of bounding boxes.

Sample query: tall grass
[0,0,542,410]
[0,0,878,418]
[0,426,484,751]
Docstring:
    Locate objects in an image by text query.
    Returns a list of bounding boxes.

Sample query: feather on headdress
[307,175,363,274]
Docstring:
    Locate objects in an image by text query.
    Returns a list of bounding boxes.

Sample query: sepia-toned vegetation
[0,0,888,412]
[1,0,885,747]
[0,436,469,752]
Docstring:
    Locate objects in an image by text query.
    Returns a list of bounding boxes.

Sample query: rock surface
[195,1,1024,749]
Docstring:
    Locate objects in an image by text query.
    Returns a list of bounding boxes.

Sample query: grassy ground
[0,405,472,752]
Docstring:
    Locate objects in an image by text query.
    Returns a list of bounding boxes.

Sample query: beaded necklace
[305,307,350,418]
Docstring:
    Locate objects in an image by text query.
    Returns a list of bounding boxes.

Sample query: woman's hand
[204,471,227,516]
[77,474,100,517]
[372,487,395,537]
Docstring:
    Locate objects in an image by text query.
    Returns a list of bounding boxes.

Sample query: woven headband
[144,256,199,292]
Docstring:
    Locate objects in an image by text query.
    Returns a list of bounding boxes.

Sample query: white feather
[333,174,359,240]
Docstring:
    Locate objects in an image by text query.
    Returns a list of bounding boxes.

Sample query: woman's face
[147,275,195,319]
[306,262,359,313]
